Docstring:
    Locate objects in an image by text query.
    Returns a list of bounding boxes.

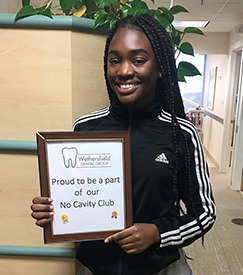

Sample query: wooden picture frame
[36,131,132,243]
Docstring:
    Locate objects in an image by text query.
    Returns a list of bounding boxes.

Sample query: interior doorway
[230,48,243,191]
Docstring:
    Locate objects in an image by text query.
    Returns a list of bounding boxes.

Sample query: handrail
[0,140,37,152]
[0,13,108,34]
[0,245,75,258]
[182,97,201,109]
[204,110,224,124]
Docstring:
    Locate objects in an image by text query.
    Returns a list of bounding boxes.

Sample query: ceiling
[0,0,243,32]
[150,0,243,32]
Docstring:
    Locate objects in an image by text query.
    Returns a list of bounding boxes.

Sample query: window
[177,54,205,112]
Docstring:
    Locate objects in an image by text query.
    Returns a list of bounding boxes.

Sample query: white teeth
[120,84,137,89]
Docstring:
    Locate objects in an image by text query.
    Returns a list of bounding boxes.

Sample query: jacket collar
[109,95,162,123]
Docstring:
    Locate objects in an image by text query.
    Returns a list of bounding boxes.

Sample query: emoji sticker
[111,211,118,219]
[61,214,69,224]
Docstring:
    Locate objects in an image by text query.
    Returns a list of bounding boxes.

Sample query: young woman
[31,14,216,275]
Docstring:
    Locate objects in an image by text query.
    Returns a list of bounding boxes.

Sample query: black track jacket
[73,98,216,275]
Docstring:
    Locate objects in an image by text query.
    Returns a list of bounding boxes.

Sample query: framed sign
[36,131,132,243]
[207,67,217,110]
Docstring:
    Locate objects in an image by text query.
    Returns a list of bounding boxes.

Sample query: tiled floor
[184,165,243,274]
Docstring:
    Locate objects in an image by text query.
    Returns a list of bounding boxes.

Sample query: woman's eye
[109,59,120,65]
[133,59,146,65]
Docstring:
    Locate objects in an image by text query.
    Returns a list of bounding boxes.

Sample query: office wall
[187,31,243,170]
[230,29,243,46]
[0,28,73,140]
[187,32,229,54]
[203,55,228,167]
[71,31,108,122]
[0,25,107,274]
[186,32,229,167]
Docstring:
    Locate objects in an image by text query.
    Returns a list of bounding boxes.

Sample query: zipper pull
[128,110,133,130]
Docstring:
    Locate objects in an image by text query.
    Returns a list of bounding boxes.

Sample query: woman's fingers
[31,203,54,212]
[35,217,53,227]
[30,196,54,227]
[31,210,54,220]
[104,223,160,254]
[32,196,53,205]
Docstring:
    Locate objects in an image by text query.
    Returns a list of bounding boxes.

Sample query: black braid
[103,14,205,240]
[136,17,182,203]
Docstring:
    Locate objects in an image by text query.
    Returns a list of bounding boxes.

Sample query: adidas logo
[155,153,169,164]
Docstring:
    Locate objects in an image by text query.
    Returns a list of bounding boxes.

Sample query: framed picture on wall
[207,67,217,110]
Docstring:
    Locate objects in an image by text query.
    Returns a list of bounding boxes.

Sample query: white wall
[204,55,228,118]
[187,32,229,54]
[187,30,243,174]
[203,55,228,167]
[186,32,229,167]
[230,29,243,46]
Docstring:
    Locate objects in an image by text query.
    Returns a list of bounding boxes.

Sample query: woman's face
[107,27,159,109]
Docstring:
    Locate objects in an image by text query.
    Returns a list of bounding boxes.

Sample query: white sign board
[37,132,132,243]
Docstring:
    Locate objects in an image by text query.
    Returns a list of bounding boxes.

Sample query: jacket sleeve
[151,120,216,249]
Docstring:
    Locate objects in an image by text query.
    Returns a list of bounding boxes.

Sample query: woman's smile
[116,82,140,94]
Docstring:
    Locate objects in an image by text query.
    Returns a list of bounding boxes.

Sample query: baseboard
[204,147,219,169]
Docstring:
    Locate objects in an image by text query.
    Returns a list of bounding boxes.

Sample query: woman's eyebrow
[108,49,150,56]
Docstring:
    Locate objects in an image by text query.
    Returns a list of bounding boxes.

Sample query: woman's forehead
[109,28,153,52]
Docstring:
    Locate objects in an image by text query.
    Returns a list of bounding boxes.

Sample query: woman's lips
[116,83,139,94]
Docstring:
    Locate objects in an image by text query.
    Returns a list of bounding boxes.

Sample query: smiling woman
[31,14,216,275]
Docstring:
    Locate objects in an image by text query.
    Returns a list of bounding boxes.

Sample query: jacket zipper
[128,109,133,130]
[117,249,123,275]
[117,110,133,275]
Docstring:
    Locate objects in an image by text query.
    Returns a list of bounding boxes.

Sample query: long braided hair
[103,14,204,238]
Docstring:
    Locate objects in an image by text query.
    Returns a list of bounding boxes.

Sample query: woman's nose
[117,61,134,77]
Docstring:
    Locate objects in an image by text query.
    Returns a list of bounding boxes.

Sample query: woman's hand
[31,197,54,227]
[104,223,160,254]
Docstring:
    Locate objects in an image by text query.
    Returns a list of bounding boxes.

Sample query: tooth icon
[61,147,78,168]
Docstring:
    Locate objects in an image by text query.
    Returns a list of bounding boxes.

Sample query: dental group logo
[61,147,78,168]
[61,147,111,168]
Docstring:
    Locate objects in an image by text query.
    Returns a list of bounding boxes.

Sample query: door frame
[230,47,243,191]
[220,41,243,190]
[220,43,242,173]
